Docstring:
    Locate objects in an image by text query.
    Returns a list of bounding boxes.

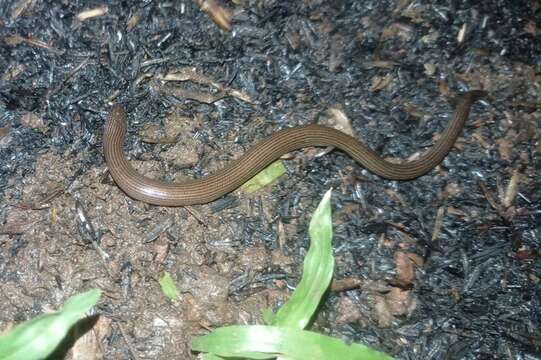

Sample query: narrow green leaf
[159,272,180,301]
[261,308,276,325]
[0,288,101,360]
[62,288,102,317]
[270,189,334,329]
[241,161,286,193]
[192,190,392,359]
[192,325,393,360]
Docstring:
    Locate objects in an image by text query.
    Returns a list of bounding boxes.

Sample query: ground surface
[0,0,540,359]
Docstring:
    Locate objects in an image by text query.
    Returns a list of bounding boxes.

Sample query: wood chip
[370,73,393,92]
[325,108,354,136]
[76,6,108,21]
[424,63,436,76]
[331,278,364,292]
[126,10,141,31]
[503,168,521,208]
[496,137,514,160]
[457,23,467,44]
[197,0,232,31]
[1,63,26,81]
[10,0,35,20]
[3,34,63,54]
[431,206,445,241]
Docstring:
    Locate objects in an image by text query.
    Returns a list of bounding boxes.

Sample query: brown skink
[103,91,485,206]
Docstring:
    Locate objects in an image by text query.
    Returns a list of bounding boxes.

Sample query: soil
[0,0,540,359]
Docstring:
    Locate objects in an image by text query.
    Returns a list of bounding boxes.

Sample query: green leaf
[201,353,226,360]
[241,161,286,193]
[270,189,334,329]
[192,189,392,360]
[0,288,101,360]
[192,325,393,360]
[159,272,180,301]
[261,308,276,325]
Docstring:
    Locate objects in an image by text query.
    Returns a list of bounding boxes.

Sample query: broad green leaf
[159,272,180,301]
[201,351,272,360]
[201,353,226,360]
[0,288,101,360]
[269,189,334,328]
[192,325,393,360]
[241,161,286,193]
